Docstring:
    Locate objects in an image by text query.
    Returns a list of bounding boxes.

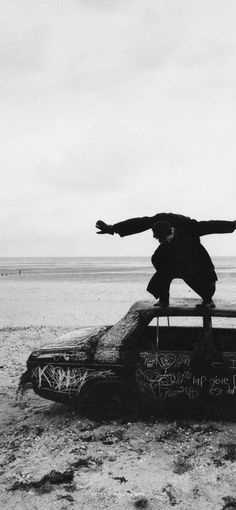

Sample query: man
[96,213,236,307]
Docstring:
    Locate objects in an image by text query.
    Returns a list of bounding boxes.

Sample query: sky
[0,0,236,257]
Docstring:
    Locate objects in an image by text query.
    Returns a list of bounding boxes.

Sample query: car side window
[134,325,158,352]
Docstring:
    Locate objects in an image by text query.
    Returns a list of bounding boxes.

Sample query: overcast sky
[1,0,236,257]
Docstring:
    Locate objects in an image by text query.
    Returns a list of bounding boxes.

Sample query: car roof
[130,299,236,318]
[94,299,236,363]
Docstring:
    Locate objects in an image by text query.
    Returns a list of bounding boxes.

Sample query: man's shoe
[154,299,169,307]
[195,300,216,308]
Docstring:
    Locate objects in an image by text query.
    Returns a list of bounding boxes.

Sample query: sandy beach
[0,258,236,509]
[2,0,236,505]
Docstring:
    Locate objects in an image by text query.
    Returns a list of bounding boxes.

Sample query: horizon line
[0,255,235,259]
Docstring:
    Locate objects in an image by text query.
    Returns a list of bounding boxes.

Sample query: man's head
[152,221,175,243]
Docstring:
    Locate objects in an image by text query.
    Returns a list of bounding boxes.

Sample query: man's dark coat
[112,213,235,296]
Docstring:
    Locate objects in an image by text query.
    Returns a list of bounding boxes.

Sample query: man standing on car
[96,213,236,308]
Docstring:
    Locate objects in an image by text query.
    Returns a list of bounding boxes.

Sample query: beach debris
[173,455,193,474]
[69,457,92,469]
[78,422,98,432]
[7,439,20,451]
[211,443,236,467]
[212,457,224,468]
[181,421,221,435]
[98,428,125,444]
[57,494,75,502]
[79,427,125,444]
[199,423,221,434]
[64,482,77,493]
[132,493,149,508]
[17,423,31,434]
[80,432,94,442]
[35,425,45,437]
[155,422,221,444]
[69,455,103,470]
[222,496,236,509]
[9,469,74,492]
[162,484,178,506]
[36,481,54,494]
[16,370,32,398]
[155,427,179,442]
[108,454,117,461]
[192,486,200,498]
[7,454,16,464]
[220,443,236,462]
[113,476,127,483]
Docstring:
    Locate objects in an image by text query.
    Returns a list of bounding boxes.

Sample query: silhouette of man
[96,213,236,307]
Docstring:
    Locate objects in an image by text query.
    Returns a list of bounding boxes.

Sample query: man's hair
[152,221,172,242]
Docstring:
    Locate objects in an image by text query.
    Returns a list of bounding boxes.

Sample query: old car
[21,300,236,420]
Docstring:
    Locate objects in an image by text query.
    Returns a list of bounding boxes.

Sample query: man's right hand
[96,220,114,235]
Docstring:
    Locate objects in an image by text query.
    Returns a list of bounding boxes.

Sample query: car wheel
[83,381,138,422]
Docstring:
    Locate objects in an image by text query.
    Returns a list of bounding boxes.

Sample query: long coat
[112,213,235,285]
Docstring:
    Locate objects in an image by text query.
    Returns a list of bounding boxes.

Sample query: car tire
[83,381,139,422]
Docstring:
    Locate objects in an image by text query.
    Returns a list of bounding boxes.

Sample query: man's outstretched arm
[196,220,236,237]
[96,213,190,237]
[96,217,155,236]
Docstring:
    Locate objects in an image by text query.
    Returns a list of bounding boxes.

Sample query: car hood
[28,302,153,366]
[28,326,111,364]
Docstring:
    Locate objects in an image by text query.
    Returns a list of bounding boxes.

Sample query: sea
[0,257,235,327]
[0,256,235,281]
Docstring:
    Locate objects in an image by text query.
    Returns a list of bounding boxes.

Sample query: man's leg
[184,273,216,307]
[147,272,172,306]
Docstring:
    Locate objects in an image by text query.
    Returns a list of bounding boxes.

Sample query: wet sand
[0,276,236,509]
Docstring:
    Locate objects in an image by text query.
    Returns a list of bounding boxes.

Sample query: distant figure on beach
[19,270,21,275]
[96,213,236,308]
